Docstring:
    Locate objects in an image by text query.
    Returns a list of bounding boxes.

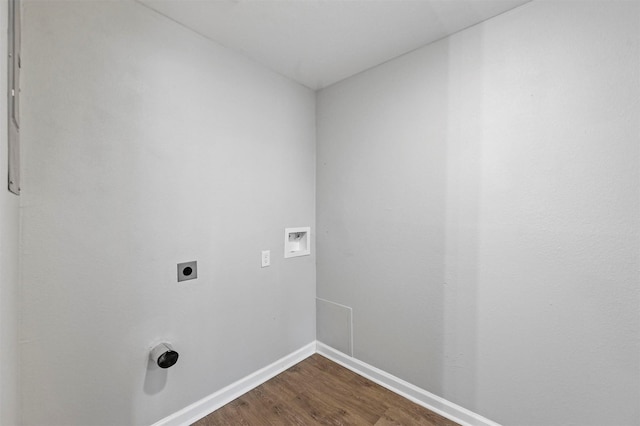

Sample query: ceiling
[138,0,532,90]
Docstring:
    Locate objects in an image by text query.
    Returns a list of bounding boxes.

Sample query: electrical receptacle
[261,250,271,268]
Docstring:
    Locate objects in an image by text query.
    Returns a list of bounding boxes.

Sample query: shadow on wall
[144,358,168,396]
[316,29,473,402]
[442,28,483,411]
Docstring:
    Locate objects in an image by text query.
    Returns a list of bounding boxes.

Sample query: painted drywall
[20,1,316,425]
[317,1,640,425]
[0,0,20,424]
[316,298,352,356]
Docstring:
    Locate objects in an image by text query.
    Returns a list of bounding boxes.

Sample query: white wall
[0,0,20,423]
[317,1,639,425]
[20,1,316,425]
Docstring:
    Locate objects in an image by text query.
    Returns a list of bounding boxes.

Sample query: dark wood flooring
[193,354,459,425]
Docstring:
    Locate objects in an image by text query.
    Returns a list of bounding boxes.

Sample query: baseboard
[152,341,316,426]
[153,341,499,426]
[316,342,501,426]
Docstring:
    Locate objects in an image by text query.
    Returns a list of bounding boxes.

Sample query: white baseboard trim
[316,342,501,426]
[153,341,499,426]
[152,341,316,426]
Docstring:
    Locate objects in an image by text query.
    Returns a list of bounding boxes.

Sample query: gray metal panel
[11,0,19,128]
[8,123,18,194]
[8,0,20,195]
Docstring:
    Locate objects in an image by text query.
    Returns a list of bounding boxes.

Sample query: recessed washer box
[284,227,310,258]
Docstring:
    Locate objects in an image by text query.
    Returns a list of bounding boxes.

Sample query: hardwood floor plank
[374,405,456,426]
[240,389,310,425]
[261,375,301,402]
[192,354,460,426]
[298,365,388,422]
[291,390,372,425]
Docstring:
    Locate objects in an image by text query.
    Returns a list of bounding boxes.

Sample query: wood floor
[193,354,459,426]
